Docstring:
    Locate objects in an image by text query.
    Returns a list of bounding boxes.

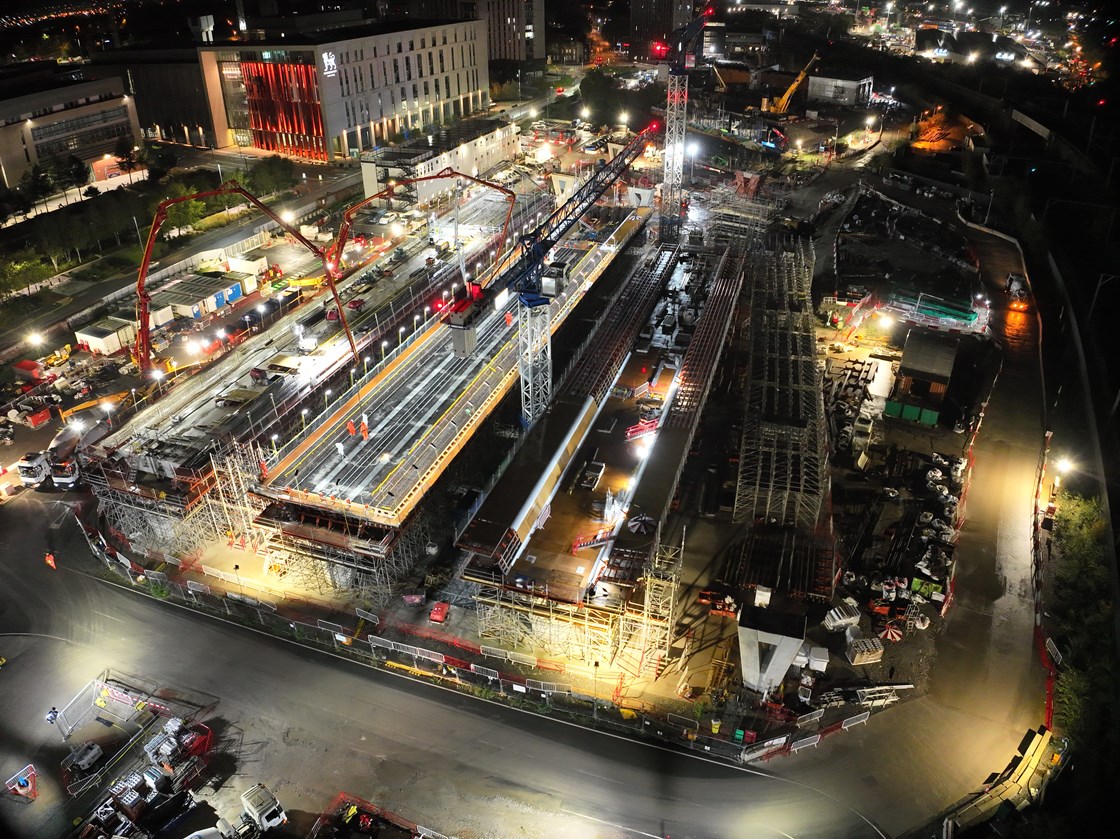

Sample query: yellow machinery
[287,275,325,290]
[769,53,820,115]
[59,391,130,423]
[44,344,72,367]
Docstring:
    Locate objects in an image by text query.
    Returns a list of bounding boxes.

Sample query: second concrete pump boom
[133,180,358,376]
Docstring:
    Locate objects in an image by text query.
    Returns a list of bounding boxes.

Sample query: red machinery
[328,167,517,302]
[133,180,358,375]
[135,172,518,377]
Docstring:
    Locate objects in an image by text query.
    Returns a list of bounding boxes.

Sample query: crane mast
[660,9,713,244]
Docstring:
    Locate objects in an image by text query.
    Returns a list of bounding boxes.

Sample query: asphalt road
[0,498,886,839]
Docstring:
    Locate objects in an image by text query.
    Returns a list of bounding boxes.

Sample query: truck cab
[16,452,49,487]
[51,457,81,489]
[240,784,287,832]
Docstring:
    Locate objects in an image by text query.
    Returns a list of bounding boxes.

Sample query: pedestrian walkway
[2,170,148,230]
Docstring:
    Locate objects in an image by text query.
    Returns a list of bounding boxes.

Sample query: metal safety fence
[90,548,883,770]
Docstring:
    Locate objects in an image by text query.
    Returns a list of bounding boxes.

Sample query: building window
[428,53,435,75]
[396,41,402,54]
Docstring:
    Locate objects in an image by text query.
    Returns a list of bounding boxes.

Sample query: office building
[198,19,490,161]
[0,70,141,189]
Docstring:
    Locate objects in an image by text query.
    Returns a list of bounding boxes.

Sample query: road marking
[93,611,124,623]
[560,809,661,838]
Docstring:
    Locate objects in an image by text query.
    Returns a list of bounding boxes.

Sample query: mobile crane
[767,53,820,115]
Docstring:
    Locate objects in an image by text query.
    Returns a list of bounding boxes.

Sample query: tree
[114,136,138,182]
[83,185,100,199]
[143,144,179,183]
[0,247,51,294]
[49,155,91,193]
[246,155,297,196]
[18,164,54,209]
[27,216,72,271]
[0,187,32,225]
[163,182,205,234]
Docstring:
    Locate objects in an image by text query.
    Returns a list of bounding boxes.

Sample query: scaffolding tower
[617,535,682,678]
[474,583,620,663]
[733,238,827,530]
[518,299,552,426]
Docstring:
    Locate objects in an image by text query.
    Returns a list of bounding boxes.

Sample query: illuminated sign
[322,51,338,77]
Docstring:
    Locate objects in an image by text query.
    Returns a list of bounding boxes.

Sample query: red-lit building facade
[198,20,489,162]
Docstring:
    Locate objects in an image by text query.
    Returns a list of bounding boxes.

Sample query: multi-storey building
[482,0,545,62]
[389,1,545,64]
[0,69,141,189]
[198,19,490,161]
[629,0,693,60]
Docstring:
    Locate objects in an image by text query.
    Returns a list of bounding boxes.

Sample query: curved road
[0,509,885,839]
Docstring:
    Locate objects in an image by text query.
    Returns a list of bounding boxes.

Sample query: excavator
[765,53,820,115]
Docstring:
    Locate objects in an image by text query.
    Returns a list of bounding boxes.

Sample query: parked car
[326,308,340,321]
[347,298,366,311]
[379,211,399,225]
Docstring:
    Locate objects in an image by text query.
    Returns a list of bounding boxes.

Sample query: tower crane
[660,7,714,244]
[133,181,357,376]
[466,129,652,426]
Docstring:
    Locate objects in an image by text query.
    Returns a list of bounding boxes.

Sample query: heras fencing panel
[416,648,446,664]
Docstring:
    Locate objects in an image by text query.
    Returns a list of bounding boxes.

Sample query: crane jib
[493,130,649,301]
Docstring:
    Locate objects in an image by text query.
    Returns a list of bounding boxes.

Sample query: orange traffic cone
[44,553,56,569]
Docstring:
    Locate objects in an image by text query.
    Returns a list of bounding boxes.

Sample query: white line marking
[93,611,124,623]
[561,809,661,838]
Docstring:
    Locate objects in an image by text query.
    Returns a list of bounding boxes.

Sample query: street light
[688,141,698,183]
[619,111,629,128]
[580,107,591,121]
[324,388,333,409]
[592,661,600,723]
[28,333,43,347]
[381,339,390,358]
[270,433,279,454]
[398,325,406,346]
[301,407,309,428]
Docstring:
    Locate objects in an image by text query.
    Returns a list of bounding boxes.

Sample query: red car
[347,298,366,311]
[428,601,450,623]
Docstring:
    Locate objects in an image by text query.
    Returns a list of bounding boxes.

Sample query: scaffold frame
[733,239,827,530]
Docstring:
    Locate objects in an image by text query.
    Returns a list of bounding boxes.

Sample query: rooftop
[199,19,470,50]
